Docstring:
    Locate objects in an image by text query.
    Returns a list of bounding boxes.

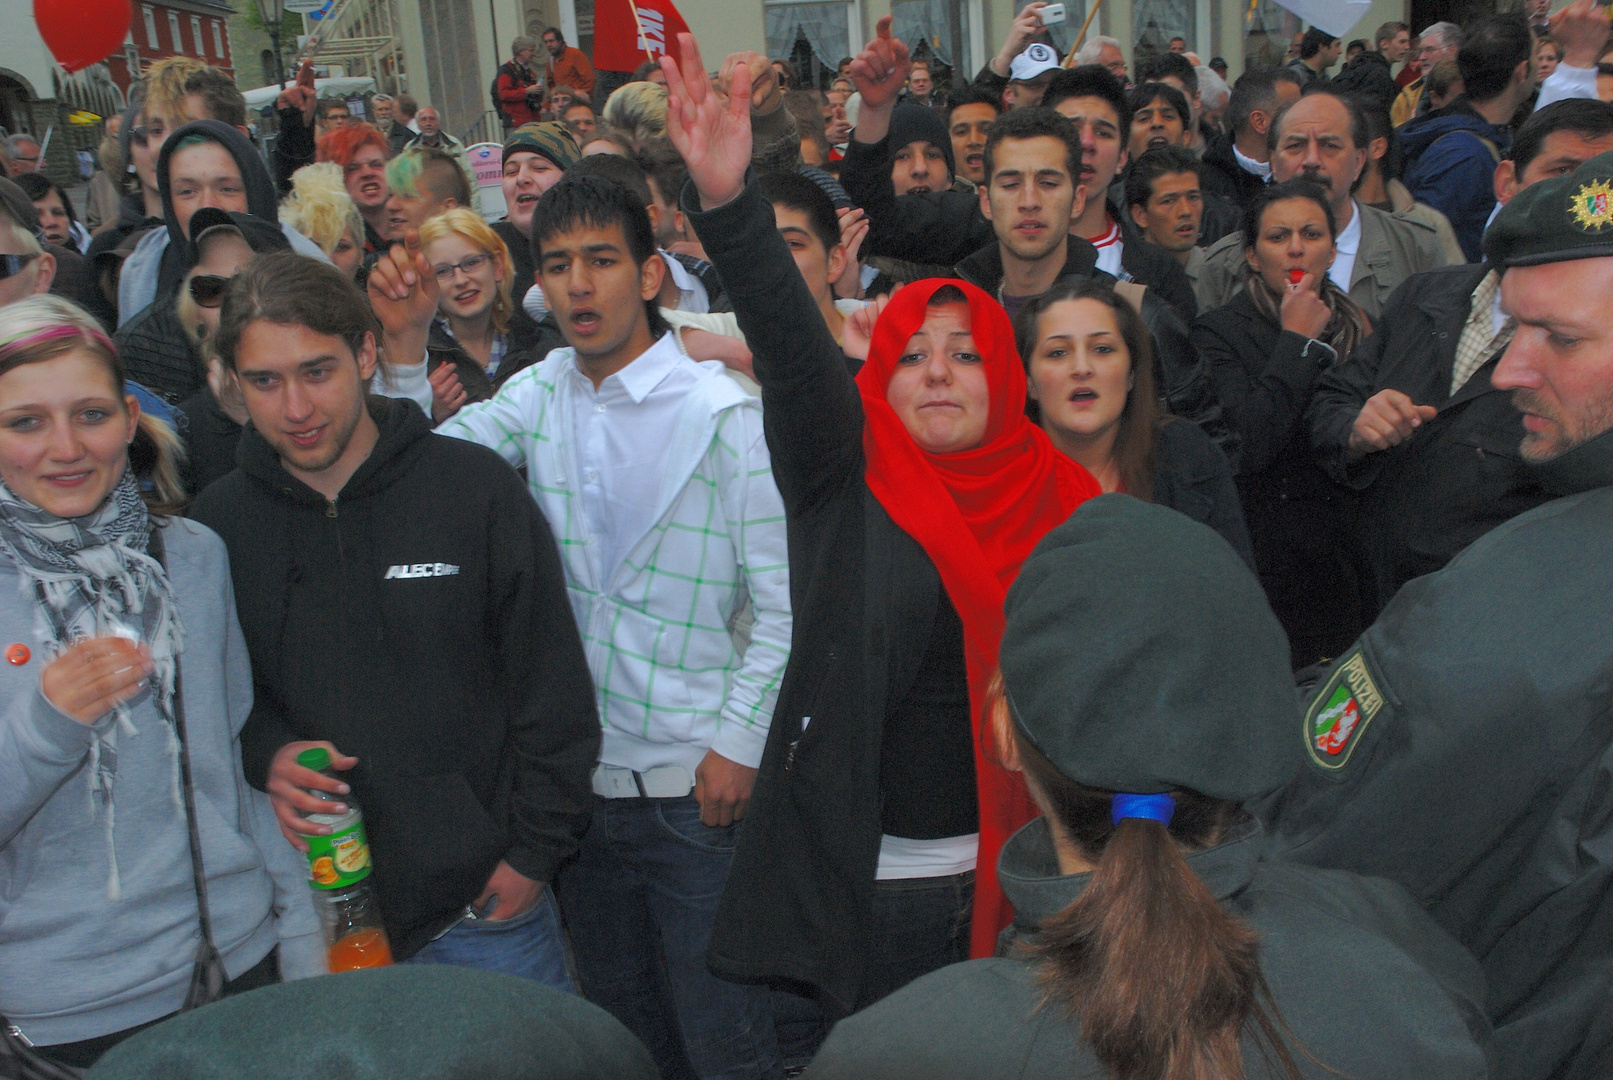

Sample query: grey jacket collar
[998,814,1264,933]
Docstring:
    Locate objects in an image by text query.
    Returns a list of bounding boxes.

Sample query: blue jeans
[773,870,974,1069]
[404,884,575,993]
[555,794,782,1080]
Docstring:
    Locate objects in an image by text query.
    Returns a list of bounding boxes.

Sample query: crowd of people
[0,1,1609,1078]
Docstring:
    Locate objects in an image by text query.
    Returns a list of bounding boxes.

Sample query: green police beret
[1000,495,1301,802]
[503,121,581,172]
[1485,148,1613,267]
[86,966,657,1080]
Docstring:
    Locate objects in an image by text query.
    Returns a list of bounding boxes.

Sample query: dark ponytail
[1014,731,1307,1080]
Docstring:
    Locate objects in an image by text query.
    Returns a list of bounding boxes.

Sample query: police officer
[83,966,658,1079]
[805,496,1491,1080]
[1266,149,1613,1080]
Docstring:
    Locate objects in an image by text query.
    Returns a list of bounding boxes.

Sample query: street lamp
[253,0,287,86]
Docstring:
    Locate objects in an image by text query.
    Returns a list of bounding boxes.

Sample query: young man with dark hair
[1044,66,1205,321]
[1125,145,1208,283]
[1196,87,1450,321]
[887,101,954,195]
[758,170,851,344]
[180,66,249,131]
[1401,13,1536,261]
[430,176,791,1080]
[1202,66,1303,208]
[190,249,599,987]
[1136,51,1210,153]
[945,85,1000,186]
[1306,98,1613,619]
[1289,27,1341,86]
[1332,20,1412,115]
[1126,81,1191,162]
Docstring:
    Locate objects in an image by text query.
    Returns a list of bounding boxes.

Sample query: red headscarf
[854,279,1101,956]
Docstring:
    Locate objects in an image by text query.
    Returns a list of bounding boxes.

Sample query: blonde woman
[0,296,321,1070]
[416,209,529,416]
[279,163,366,279]
[601,80,667,148]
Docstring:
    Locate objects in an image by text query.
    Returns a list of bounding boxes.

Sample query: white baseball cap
[1010,42,1061,82]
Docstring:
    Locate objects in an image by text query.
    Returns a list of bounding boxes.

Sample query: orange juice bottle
[296,748,393,971]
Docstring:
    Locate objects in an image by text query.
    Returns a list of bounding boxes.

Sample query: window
[212,19,226,59]
[168,10,183,52]
[891,0,972,84]
[191,15,204,56]
[143,5,158,47]
[1132,0,1195,56]
[764,1,856,89]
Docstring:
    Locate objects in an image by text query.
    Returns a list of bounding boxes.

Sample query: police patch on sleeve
[1304,651,1385,770]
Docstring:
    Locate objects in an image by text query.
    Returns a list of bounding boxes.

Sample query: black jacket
[1191,289,1366,666]
[1107,197,1199,324]
[1331,50,1401,117]
[1201,132,1270,211]
[955,236,1236,464]
[1267,426,1613,1080]
[118,299,204,405]
[1306,264,1551,618]
[175,385,242,498]
[1151,417,1253,568]
[190,396,600,958]
[687,178,976,1016]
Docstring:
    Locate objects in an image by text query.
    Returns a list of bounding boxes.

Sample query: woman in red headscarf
[663,32,1101,1048]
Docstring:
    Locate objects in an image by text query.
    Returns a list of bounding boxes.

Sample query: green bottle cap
[296,747,331,771]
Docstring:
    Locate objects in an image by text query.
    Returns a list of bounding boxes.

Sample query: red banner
[593,0,690,72]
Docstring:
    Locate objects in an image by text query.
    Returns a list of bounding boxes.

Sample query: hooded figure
[116,120,328,327]
[115,207,291,405]
[886,101,957,193]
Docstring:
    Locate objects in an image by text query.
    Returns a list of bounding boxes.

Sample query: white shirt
[660,251,711,313]
[564,333,700,584]
[1233,142,1272,181]
[374,358,434,417]
[1328,200,1363,293]
[1535,62,1598,112]
[1090,215,1124,279]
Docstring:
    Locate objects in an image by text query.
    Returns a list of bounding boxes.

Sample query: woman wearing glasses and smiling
[415,209,533,420]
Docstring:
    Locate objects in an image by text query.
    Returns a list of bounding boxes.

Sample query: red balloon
[34,0,133,75]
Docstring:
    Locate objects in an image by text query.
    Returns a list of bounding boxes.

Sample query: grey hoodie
[0,518,322,1047]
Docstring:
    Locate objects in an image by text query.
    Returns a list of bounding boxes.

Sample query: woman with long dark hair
[664,35,1101,1050]
[1015,278,1251,565]
[0,297,321,1070]
[1192,180,1370,667]
[804,497,1492,1080]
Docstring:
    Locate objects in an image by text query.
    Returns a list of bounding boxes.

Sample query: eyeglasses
[188,274,230,308]
[432,253,492,282]
[0,253,40,281]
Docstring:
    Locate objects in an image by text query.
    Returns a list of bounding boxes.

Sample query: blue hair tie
[1111,793,1176,826]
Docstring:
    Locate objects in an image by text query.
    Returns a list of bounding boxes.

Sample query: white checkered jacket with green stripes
[438,349,792,775]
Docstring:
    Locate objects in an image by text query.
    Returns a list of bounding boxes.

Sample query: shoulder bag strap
[146,526,228,1011]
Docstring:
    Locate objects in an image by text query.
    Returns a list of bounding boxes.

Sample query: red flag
[592,0,690,72]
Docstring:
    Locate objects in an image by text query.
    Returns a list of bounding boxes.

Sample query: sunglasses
[0,253,39,281]
[188,274,230,308]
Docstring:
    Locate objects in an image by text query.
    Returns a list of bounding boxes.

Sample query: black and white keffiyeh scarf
[0,471,184,898]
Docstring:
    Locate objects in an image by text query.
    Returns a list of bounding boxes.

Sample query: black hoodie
[153,119,281,304]
[190,396,600,958]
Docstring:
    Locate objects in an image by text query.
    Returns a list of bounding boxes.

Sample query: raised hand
[368,228,441,368]
[848,15,911,114]
[833,206,869,300]
[276,61,318,127]
[1551,0,1611,70]
[719,50,781,113]
[661,34,753,210]
[841,290,899,362]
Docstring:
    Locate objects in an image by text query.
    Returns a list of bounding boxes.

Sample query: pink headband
[0,324,117,365]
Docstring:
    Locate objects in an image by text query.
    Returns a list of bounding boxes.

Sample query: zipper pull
[326,499,338,518]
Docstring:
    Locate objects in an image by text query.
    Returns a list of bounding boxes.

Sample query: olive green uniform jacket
[1266,426,1613,1080]
[805,817,1491,1079]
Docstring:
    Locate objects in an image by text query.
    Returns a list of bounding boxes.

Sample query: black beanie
[1000,494,1301,802]
[887,101,956,183]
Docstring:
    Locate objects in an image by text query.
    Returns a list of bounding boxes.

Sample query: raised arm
[664,35,865,512]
